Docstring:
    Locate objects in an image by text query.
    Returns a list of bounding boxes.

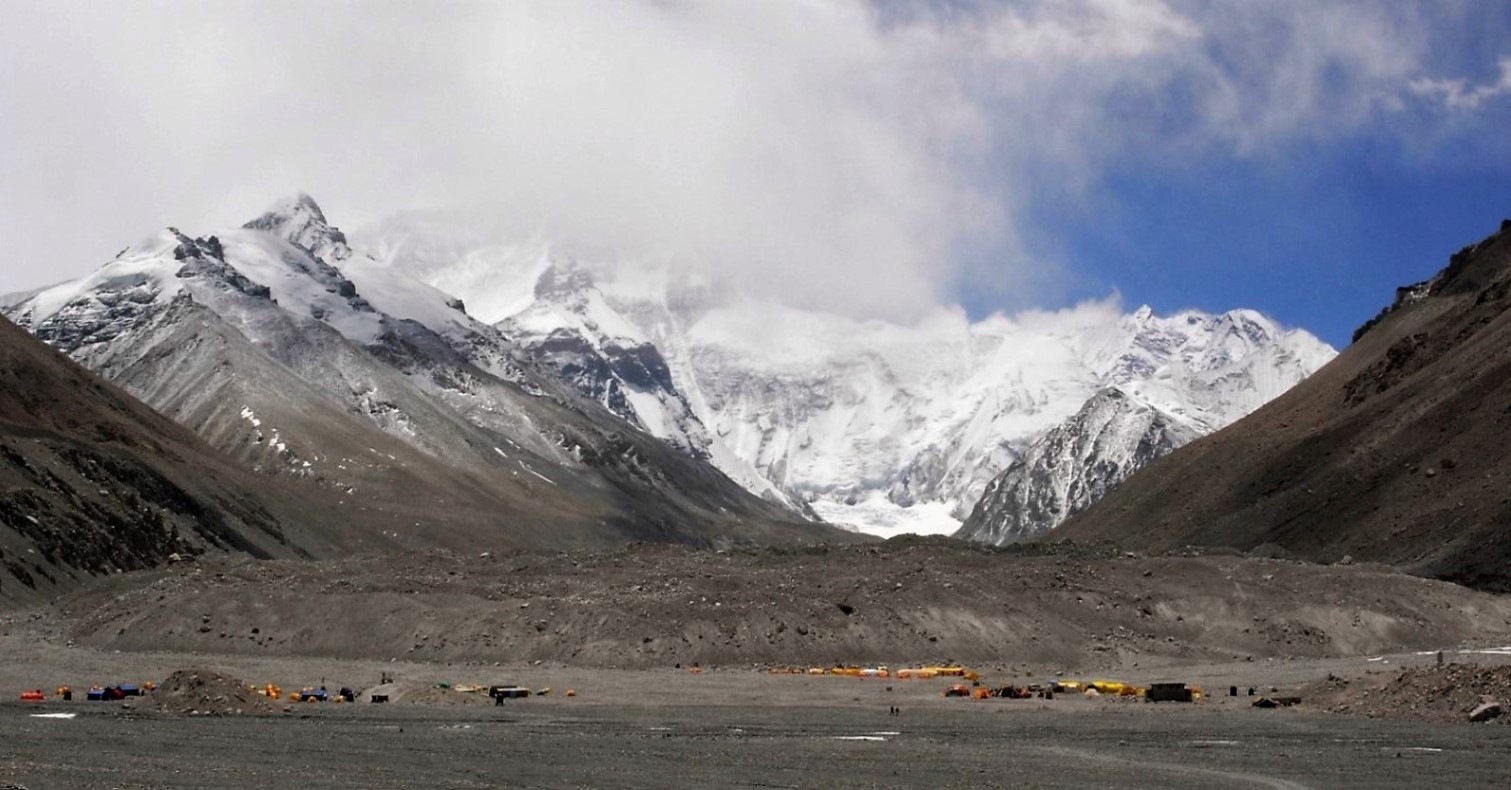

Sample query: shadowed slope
[0,314,349,605]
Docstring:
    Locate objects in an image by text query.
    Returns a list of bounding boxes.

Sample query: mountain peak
[1210,308,1278,348]
[284,191,325,215]
[252,192,328,227]
[244,193,351,262]
[534,257,596,301]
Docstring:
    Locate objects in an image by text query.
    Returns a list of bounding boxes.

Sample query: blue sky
[1005,126,1511,347]
[945,2,1511,349]
[2,1,1509,351]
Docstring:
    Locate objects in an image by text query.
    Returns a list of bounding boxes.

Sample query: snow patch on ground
[622,387,668,438]
[519,460,556,485]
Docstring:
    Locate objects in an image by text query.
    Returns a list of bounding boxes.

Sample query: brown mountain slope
[0,312,474,606]
[1054,220,1511,591]
[0,313,340,606]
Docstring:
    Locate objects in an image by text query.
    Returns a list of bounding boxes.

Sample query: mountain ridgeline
[355,215,1336,539]
[956,387,1203,545]
[3,192,1338,602]
[4,195,851,585]
[0,313,323,606]
[1055,220,1511,592]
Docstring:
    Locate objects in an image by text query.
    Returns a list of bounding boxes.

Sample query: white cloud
[1410,56,1511,111]
[0,1,1498,318]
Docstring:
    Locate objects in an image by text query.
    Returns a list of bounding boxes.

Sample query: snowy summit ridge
[354,215,1339,539]
[7,194,832,550]
[243,192,353,263]
[0,194,1340,545]
[956,387,1203,545]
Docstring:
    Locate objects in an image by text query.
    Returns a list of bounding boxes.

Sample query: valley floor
[5,541,1511,787]
[1,623,1510,789]
[8,695,1511,789]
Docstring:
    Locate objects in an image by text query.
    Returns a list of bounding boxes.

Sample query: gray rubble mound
[149,668,283,716]
[1309,664,1511,723]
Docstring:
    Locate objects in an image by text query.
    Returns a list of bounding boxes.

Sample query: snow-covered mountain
[7,196,844,551]
[355,216,1338,538]
[955,387,1203,544]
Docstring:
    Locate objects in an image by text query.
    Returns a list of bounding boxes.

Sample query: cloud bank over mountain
[3,1,1508,322]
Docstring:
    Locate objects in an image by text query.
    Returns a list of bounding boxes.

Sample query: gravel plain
[6,541,1511,788]
[6,690,1511,789]
[3,633,1511,789]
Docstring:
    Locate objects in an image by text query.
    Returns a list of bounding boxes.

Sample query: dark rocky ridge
[1055,220,1511,591]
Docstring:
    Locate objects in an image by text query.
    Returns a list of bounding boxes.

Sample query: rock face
[355,215,1336,537]
[502,258,716,462]
[7,196,848,555]
[1055,220,1511,592]
[956,388,1202,544]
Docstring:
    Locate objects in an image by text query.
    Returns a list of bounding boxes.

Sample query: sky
[2,1,1509,348]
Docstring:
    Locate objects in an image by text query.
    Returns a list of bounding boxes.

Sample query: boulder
[1468,700,1502,723]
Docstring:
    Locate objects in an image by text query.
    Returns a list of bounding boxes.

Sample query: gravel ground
[1302,663,1511,723]
[3,633,1511,788]
[6,544,1511,787]
[5,695,1511,789]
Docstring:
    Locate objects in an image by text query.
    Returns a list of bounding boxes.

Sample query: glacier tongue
[354,217,1339,537]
